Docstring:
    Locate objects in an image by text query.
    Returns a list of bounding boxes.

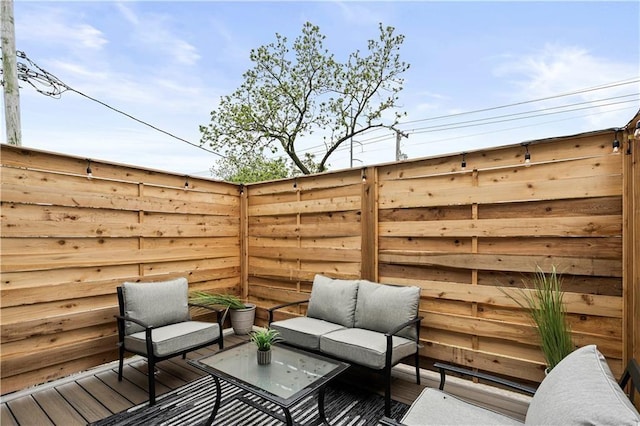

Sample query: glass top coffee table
[188,341,350,426]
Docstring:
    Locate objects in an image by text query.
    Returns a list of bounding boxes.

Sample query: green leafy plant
[505,266,573,371]
[250,328,283,351]
[189,292,247,310]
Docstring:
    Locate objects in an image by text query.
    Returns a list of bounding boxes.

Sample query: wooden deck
[0,332,429,425]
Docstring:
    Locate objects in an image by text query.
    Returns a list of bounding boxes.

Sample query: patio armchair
[380,344,640,425]
[115,277,225,405]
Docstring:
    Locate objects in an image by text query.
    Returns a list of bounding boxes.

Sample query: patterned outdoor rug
[92,375,409,426]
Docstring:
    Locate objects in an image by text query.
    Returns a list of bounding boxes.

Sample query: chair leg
[118,345,125,381]
[415,351,421,385]
[148,358,156,406]
[384,368,391,417]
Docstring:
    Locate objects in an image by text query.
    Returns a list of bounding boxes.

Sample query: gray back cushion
[122,277,190,334]
[525,344,640,425]
[307,275,359,328]
[354,280,421,339]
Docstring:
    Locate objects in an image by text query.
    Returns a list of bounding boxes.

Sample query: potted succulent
[505,265,573,372]
[250,328,283,365]
[189,291,256,335]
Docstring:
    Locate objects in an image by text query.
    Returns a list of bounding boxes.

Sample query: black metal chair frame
[115,286,226,405]
[268,299,423,417]
[380,357,640,426]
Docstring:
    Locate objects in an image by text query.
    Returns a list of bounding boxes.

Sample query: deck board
[6,396,54,426]
[55,382,112,423]
[1,404,18,426]
[94,370,149,405]
[0,333,429,425]
[76,375,133,414]
[31,388,88,426]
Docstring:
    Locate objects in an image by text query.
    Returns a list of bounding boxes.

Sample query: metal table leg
[204,376,221,426]
[317,386,328,425]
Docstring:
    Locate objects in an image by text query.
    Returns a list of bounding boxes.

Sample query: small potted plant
[189,291,256,335]
[250,328,283,365]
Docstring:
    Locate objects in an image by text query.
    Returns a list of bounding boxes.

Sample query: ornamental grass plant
[188,292,247,310]
[507,266,573,371]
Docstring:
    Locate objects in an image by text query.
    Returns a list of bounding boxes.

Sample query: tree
[210,151,289,183]
[200,22,409,175]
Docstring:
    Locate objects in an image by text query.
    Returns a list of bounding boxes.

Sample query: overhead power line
[298,95,638,159]
[14,50,226,158]
[398,77,640,125]
[293,79,640,160]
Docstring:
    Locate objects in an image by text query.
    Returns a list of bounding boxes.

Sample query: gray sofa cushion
[125,321,220,357]
[401,387,523,425]
[354,280,420,339]
[319,328,417,370]
[122,278,190,334]
[306,274,359,328]
[525,344,640,425]
[270,316,346,350]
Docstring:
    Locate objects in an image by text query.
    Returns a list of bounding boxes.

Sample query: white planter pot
[229,303,256,335]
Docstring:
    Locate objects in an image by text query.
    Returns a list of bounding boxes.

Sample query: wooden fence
[1,148,241,394]
[245,126,637,384]
[1,117,638,393]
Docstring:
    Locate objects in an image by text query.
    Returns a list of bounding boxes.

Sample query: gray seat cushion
[124,321,221,357]
[525,344,640,425]
[319,328,416,369]
[306,274,359,328]
[122,278,190,334]
[270,316,346,350]
[354,280,420,339]
[401,387,523,425]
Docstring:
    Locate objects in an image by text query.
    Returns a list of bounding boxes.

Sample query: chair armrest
[189,303,228,326]
[434,362,537,395]
[267,299,310,324]
[115,314,152,330]
[386,316,423,338]
[619,358,640,404]
[379,416,406,426]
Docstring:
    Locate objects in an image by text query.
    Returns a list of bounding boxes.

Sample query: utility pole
[395,129,408,161]
[2,0,22,146]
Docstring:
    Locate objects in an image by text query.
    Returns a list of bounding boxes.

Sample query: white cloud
[16,6,107,51]
[332,1,386,27]
[493,43,639,129]
[115,3,200,66]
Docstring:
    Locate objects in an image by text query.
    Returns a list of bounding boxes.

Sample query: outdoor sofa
[380,344,640,425]
[268,274,423,417]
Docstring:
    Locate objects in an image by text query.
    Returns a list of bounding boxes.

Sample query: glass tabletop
[189,342,349,406]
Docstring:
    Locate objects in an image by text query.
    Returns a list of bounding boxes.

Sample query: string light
[184,176,189,190]
[293,178,297,189]
[86,159,92,179]
[523,144,532,167]
[239,184,245,195]
[461,153,467,171]
[612,130,620,153]
[361,168,367,183]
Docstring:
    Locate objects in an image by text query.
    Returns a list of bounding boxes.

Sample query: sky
[4,1,640,178]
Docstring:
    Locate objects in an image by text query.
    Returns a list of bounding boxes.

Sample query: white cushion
[401,387,523,425]
[354,280,420,339]
[307,274,359,328]
[124,321,220,357]
[525,344,640,425]
[122,278,190,334]
[319,328,416,369]
[270,316,346,350]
